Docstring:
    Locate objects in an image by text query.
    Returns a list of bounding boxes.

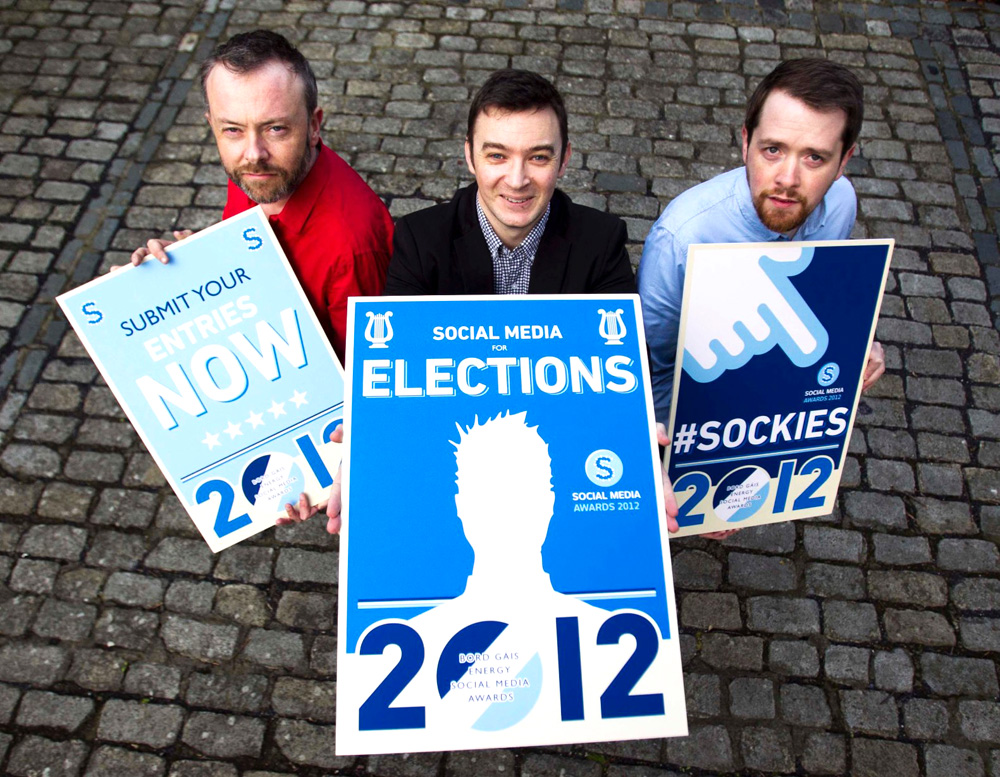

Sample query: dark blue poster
[665,240,893,536]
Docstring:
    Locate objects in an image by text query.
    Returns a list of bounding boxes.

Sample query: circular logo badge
[713,465,770,523]
[585,449,623,487]
[241,452,302,513]
[817,362,840,387]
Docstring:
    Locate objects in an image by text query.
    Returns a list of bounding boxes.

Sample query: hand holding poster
[664,239,893,536]
[336,295,687,754]
[56,208,345,552]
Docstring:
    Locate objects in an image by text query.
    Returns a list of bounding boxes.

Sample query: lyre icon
[598,308,626,345]
[365,311,394,348]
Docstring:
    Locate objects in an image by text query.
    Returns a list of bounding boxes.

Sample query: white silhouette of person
[407,412,649,736]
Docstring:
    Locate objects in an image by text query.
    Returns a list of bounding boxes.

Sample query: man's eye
[488,153,505,161]
[268,125,287,133]
[531,155,552,163]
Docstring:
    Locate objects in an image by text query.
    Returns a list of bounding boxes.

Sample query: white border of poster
[56,207,344,552]
[336,295,687,755]
[664,239,893,537]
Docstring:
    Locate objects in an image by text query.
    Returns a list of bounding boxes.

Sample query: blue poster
[665,240,893,536]
[336,296,687,754]
[56,208,344,552]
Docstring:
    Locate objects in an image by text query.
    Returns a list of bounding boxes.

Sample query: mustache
[761,188,806,205]
[234,164,285,176]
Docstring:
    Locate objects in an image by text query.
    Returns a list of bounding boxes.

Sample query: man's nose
[505,157,529,188]
[244,132,268,164]
[774,155,800,189]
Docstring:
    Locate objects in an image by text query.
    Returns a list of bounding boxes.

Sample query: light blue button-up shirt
[637,166,857,423]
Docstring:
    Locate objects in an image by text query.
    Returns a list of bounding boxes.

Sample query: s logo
[817,362,840,387]
[242,228,263,251]
[81,301,103,325]
[585,449,623,487]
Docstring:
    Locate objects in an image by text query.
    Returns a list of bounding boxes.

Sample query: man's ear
[464,138,476,176]
[741,125,749,165]
[309,107,323,147]
[835,143,856,180]
[557,142,572,177]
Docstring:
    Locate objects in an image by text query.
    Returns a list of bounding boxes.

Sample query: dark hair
[744,59,864,158]
[200,30,318,116]
[467,69,569,159]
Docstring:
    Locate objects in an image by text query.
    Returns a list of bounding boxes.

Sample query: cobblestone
[922,653,1000,697]
[85,746,167,777]
[181,712,265,759]
[274,718,354,770]
[801,732,846,775]
[184,672,268,714]
[905,698,950,740]
[852,738,919,777]
[123,663,181,701]
[6,735,88,777]
[825,644,871,686]
[15,690,94,732]
[96,699,184,749]
[161,615,238,663]
[65,648,126,693]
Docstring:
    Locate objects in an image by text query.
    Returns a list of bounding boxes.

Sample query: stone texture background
[1,0,1000,775]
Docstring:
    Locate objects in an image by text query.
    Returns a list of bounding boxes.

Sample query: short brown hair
[744,59,864,158]
[467,69,569,160]
[200,30,318,117]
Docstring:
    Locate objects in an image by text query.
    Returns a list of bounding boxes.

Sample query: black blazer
[384,184,636,295]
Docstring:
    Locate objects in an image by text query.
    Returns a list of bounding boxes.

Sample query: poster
[665,239,893,537]
[56,208,344,552]
[336,296,687,755]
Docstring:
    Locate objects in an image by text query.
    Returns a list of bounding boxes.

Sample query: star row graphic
[201,390,308,450]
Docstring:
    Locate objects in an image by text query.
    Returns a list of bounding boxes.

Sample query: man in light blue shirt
[639,59,884,423]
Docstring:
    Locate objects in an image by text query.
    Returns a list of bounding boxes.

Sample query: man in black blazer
[290,71,689,539]
[384,69,636,296]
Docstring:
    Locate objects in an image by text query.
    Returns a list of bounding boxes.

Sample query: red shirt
[223,142,393,362]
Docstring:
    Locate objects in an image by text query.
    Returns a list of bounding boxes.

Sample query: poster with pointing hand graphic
[664,239,893,537]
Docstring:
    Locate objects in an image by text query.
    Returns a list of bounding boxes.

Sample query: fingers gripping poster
[665,239,893,537]
[56,208,344,552]
[337,296,687,755]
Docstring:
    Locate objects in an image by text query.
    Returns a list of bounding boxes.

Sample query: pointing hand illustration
[682,245,828,382]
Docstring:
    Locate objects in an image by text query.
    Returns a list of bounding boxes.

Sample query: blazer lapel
[527,189,571,293]
[454,232,495,292]
[527,232,570,293]
[455,184,495,293]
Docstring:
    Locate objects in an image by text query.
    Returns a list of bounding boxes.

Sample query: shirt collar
[267,140,330,233]
[475,194,551,259]
[734,167,829,242]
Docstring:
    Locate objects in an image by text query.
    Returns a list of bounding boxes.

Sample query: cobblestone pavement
[1,0,1000,774]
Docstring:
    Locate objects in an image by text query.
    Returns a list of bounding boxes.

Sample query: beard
[753,188,811,234]
[227,141,313,205]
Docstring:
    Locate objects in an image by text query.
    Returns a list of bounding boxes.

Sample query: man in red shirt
[130,30,393,363]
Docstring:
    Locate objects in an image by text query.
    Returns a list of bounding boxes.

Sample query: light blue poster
[336,295,687,755]
[56,208,344,552]
[665,239,893,537]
